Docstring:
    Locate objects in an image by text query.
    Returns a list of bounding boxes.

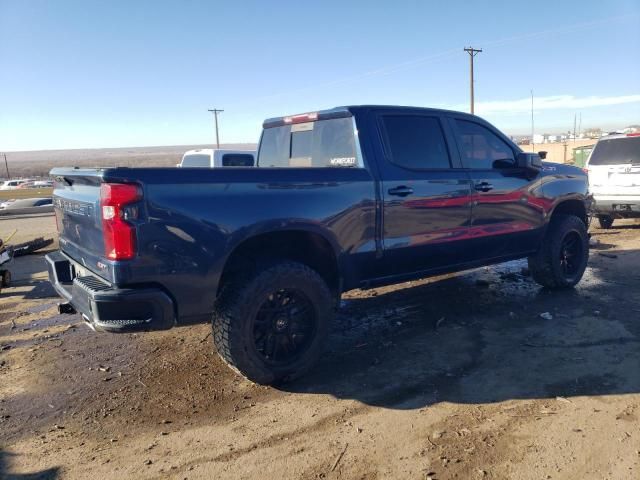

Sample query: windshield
[589,136,640,166]
[258,117,358,168]
[181,154,211,167]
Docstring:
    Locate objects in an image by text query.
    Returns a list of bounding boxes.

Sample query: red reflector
[283,112,318,124]
[627,132,640,137]
[100,183,141,260]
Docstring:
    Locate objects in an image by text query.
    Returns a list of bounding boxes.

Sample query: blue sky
[1,0,639,151]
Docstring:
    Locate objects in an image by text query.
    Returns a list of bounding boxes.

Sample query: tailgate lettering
[54,197,94,217]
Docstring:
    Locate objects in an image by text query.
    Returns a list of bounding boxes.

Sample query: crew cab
[46,106,591,384]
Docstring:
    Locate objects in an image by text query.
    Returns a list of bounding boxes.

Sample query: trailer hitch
[58,302,76,315]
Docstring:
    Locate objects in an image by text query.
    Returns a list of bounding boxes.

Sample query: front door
[375,111,474,277]
[449,117,545,259]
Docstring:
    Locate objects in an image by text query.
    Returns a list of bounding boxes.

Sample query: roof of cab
[262,105,479,128]
[597,132,640,141]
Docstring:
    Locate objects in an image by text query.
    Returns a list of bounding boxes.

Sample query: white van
[586,133,640,228]
[178,149,256,168]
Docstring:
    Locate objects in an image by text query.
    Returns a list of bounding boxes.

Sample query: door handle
[474,182,494,192]
[388,186,414,197]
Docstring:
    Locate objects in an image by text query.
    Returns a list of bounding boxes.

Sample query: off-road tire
[212,261,334,385]
[597,215,614,229]
[528,214,589,289]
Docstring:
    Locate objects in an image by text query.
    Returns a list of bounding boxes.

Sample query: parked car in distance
[0,179,32,190]
[586,132,640,228]
[178,149,256,168]
[47,105,591,385]
[0,198,53,214]
[17,180,54,189]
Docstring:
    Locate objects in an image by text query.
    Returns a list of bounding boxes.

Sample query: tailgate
[52,168,145,284]
[589,164,640,196]
[52,170,107,277]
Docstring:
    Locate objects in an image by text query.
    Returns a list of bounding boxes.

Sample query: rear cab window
[221,153,254,167]
[589,136,640,166]
[258,114,361,168]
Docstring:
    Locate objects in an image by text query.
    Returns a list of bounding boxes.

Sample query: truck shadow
[283,249,640,410]
[0,449,60,479]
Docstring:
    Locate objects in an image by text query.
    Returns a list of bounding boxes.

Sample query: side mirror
[516,152,543,173]
[538,151,547,160]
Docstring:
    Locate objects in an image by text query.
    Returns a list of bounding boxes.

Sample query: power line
[207,108,224,149]
[464,47,482,114]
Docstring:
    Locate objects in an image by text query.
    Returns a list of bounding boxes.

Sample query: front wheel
[597,215,614,229]
[212,261,334,385]
[528,214,589,289]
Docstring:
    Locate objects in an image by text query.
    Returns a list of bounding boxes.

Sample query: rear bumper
[592,195,640,217]
[45,250,176,332]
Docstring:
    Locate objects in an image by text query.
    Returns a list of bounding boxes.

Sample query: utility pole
[3,153,9,179]
[578,113,582,139]
[573,113,577,143]
[531,90,535,151]
[464,47,482,114]
[207,108,224,148]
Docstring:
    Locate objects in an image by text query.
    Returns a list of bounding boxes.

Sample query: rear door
[588,135,640,198]
[374,110,473,276]
[449,116,545,258]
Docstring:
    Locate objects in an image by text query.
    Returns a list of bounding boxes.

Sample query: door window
[456,120,515,169]
[381,115,451,170]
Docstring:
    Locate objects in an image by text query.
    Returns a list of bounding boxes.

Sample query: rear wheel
[528,214,589,289]
[597,215,614,229]
[212,261,334,385]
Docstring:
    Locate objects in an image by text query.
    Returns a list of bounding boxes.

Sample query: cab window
[381,115,451,170]
[456,120,515,169]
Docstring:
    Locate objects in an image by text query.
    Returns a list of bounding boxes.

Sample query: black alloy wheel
[253,288,317,366]
[559,231,583,278]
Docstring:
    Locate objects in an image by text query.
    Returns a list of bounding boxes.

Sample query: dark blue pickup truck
[47,106,590,384]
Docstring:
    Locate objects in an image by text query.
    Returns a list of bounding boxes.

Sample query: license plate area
[610,173,640,187]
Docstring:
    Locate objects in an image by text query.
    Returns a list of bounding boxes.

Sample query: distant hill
[1,143,258,178]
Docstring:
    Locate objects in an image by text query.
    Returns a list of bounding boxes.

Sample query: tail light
[100,183,141,260]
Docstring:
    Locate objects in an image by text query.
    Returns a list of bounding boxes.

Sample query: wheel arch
[549,197,588,227]
[217,225,342,299]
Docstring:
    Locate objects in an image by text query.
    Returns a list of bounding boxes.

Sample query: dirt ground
[1,218,639,479]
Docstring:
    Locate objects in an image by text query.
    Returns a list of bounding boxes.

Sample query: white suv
[0,179,30,190]
[586,133,640,228]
